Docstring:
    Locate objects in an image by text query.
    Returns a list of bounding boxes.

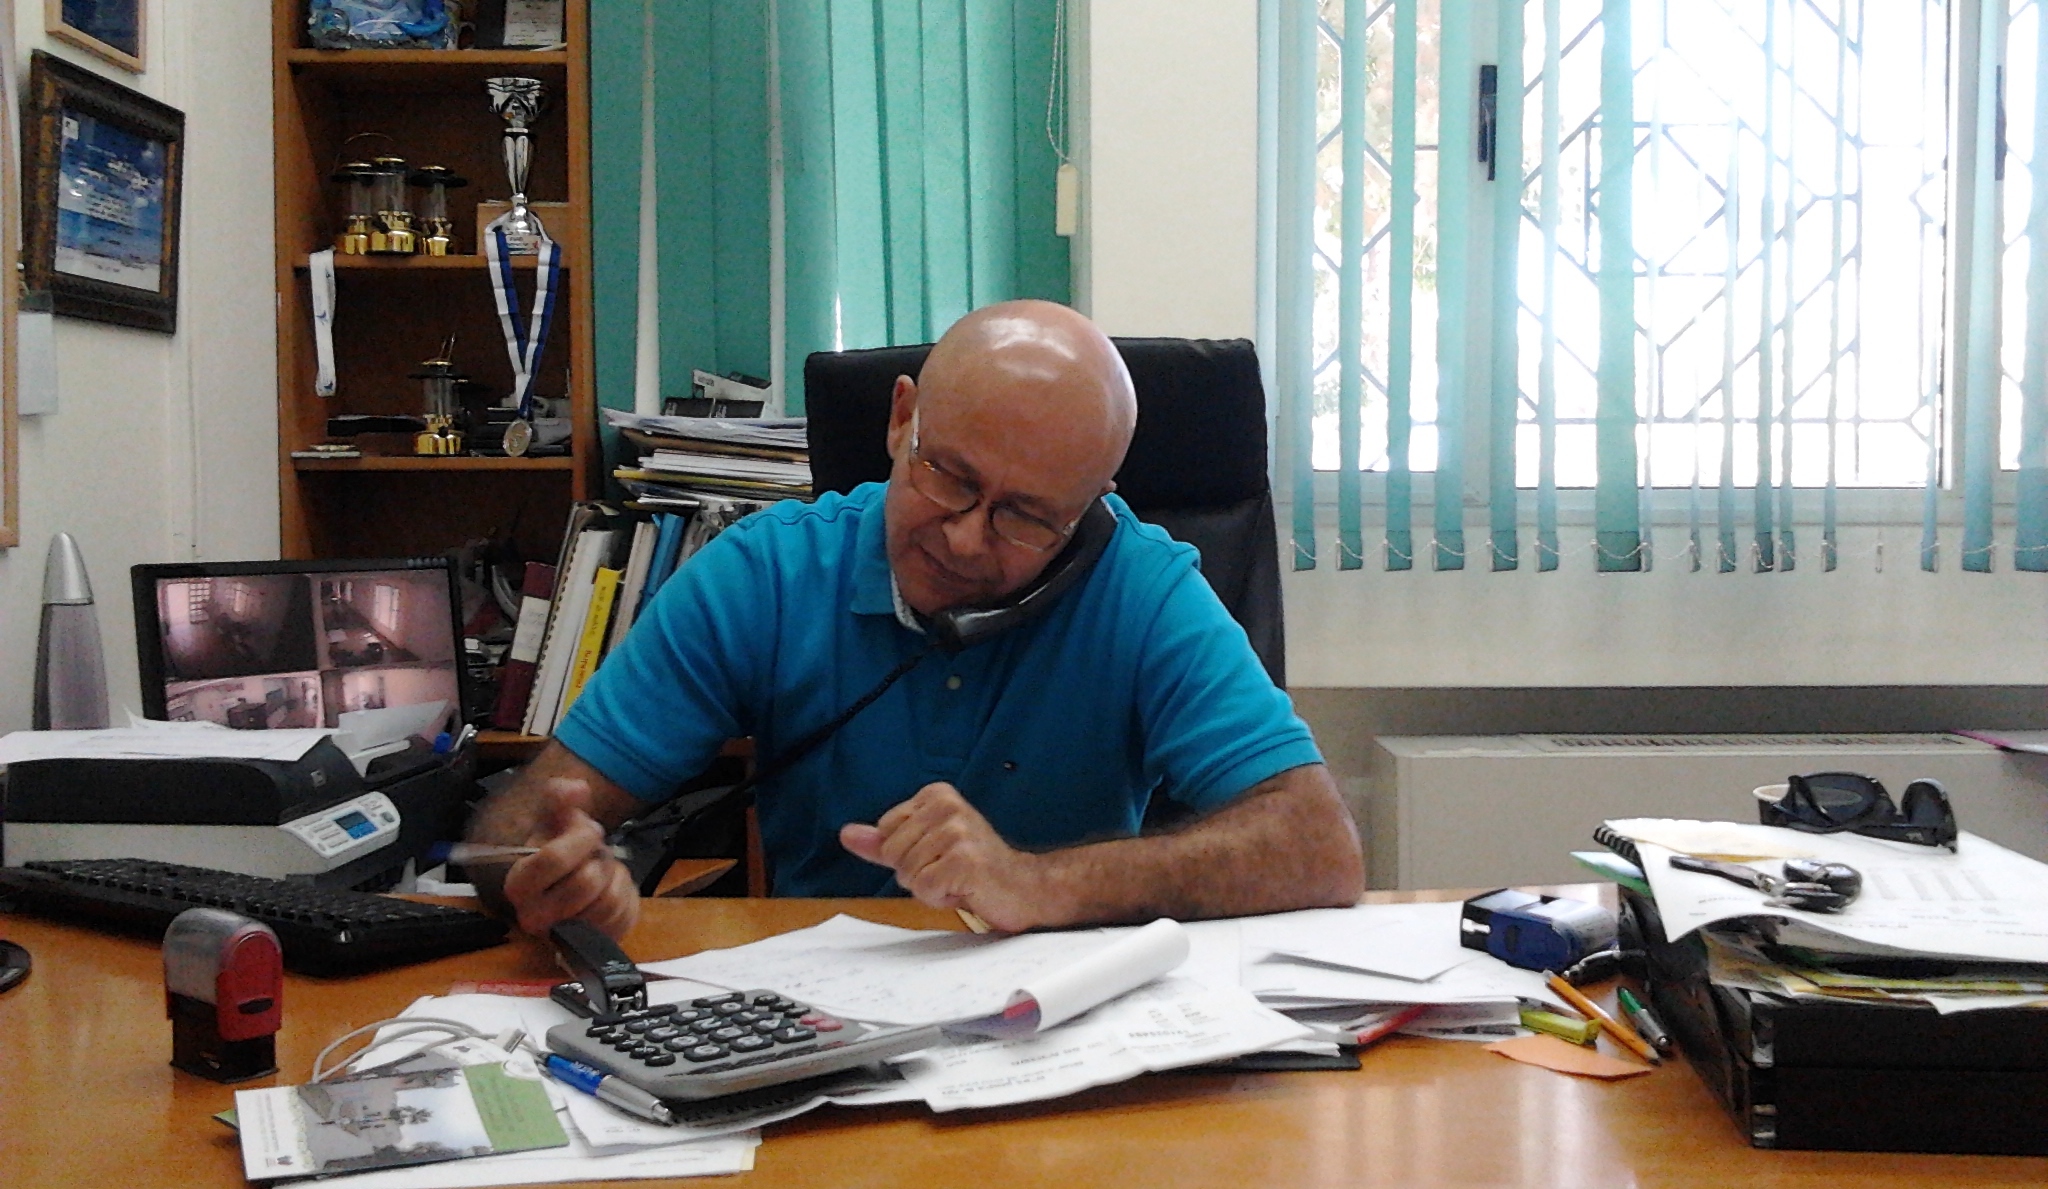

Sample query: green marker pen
[1616,987,1673,1055]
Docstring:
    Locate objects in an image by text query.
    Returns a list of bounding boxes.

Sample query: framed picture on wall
[46,0,143,73]
[22,51,183,334]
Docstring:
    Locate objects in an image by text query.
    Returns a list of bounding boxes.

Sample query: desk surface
[4,890,2044,1188]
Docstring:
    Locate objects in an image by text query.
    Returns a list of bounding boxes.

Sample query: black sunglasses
[1755,772,1958,851]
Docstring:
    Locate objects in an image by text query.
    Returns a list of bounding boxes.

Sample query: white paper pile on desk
[1604,818,2048,1015]
[334,901,1577,1182]
[1200,902,1575,1041]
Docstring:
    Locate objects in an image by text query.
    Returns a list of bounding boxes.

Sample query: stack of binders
[493,501,736,736]
[1592,819,2048,1155]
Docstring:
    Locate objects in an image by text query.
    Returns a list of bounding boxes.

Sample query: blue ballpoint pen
[545,1053,675,1125]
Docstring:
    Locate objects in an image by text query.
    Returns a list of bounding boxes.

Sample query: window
[1308,0,1951,489]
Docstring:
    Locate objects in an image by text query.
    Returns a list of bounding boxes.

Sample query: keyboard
[0,858,509,975]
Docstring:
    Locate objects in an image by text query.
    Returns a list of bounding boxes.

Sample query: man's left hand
[840,783,1056,932]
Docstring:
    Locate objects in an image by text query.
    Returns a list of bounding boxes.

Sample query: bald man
[467,300,1364,939]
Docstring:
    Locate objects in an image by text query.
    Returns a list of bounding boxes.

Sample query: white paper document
[1241,902,1485,982]
[895,978,1308,1111]
[643,914,1187,1029]
[1614,819,2048,964]
[1247,953,1567,1014]
[603,408,807,449]
[0,723,334,767]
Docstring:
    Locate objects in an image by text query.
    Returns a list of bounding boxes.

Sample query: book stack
[605,408,812,509]
[492,503,685,735]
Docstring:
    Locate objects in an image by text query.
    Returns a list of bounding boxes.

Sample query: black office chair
[803,337,1286,685]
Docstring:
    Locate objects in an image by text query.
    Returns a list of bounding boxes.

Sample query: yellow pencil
[1544,971,1660,1065]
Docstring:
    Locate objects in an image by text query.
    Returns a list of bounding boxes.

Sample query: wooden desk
[4,891,2044,1187]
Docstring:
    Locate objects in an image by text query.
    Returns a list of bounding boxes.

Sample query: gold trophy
[409,165,467,256]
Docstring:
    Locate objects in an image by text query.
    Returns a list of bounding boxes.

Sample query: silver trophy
[485,76,549,254]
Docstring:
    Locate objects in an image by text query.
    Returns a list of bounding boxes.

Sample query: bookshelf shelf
[294,254,551,272]
[284,48,570,91]
[292,455,576,472]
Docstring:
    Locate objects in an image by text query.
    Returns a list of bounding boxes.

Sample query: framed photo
[22,51,183,334]
[46,0,143,73]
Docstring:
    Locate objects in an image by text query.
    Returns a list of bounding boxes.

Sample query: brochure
[234,1061,567,1181]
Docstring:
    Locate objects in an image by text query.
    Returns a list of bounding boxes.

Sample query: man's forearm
[465,741,637,919]
[1031,763,1365,925]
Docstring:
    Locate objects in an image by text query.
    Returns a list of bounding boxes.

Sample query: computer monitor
[131,557,467,738]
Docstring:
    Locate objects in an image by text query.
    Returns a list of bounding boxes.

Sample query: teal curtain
[778,0,1070,411]
[592,0,772,421]
[593,0,1069,421]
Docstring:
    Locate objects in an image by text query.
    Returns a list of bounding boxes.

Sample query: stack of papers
[604,409,808,451]
[605,408,813,505]
[1196,903,1573,1042]
[297,902,1571,1180]
[1603,818,2048,1014]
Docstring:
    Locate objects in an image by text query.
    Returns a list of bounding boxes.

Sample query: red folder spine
[491,561,559,730]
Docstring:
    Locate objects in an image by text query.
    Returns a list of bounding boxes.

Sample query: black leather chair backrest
[803,337,1285,685]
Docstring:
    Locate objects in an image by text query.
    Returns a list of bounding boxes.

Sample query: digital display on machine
[334,810,374,838]
[135,560,463,737]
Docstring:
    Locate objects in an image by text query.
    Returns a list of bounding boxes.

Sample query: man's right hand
[498,778,641,940]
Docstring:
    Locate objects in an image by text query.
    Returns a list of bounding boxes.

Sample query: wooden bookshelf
[271,0,596,560]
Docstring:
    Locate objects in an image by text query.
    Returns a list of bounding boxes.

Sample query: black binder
[1624,888,2048,1155]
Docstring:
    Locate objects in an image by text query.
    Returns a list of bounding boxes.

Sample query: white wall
[1075,1,2048,688]
[0,0,278,731]
[1073,0,1259,339]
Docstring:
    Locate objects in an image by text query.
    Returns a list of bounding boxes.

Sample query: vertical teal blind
[2014,0,2048,569]
[592,0,773,411]
[1276,0,2048,576]
[593,0,1068,420]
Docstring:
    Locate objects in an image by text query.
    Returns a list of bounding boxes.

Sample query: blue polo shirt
[557,482,1320,896]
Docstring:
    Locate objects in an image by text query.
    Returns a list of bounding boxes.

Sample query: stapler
[547,919,646,1019]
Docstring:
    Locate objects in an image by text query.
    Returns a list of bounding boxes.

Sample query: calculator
[544,988,943,1102]
[542,920,943,1103]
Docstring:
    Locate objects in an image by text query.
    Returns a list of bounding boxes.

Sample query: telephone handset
[924,497,1117,652]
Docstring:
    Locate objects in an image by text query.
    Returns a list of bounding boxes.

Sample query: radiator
[1362,733,2048,889]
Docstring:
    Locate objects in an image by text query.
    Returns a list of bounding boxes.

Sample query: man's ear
[886,375,918,461]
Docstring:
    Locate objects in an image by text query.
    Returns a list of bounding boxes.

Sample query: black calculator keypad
[548,986,947,1103]
[586,989,849,1075]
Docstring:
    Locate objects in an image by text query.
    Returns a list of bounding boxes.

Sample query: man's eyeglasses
[905,411,1080,552]
[1754,772,1959,851]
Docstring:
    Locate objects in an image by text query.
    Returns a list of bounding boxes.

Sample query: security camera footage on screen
[152,570,458,735]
